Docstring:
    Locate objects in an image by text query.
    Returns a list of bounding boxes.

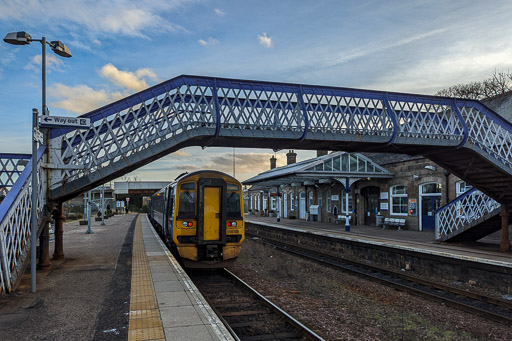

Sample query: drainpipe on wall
[444,171,450,202]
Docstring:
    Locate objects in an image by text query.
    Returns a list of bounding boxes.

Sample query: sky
[1,0,512,183]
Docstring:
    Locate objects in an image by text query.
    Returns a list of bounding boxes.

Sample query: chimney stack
[286,150,297,165]
[270,155,277,169]
[317,150,328,157]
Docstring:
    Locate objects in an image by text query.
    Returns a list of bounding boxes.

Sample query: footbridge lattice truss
[1,75,512,293]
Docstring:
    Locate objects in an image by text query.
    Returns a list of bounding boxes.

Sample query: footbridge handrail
[0,153,31,188]
[43,75,512,203]
[0,147,46,293]
[435,188,500,241]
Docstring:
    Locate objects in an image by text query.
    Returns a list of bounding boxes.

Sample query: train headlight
[227,221,237,227]
[182,221,193,227]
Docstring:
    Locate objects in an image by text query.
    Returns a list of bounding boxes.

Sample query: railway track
[247,233,512,325]
[187,268,324,341]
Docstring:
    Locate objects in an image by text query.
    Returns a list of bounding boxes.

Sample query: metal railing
[0,153,31,189]
[435,188,500,241]
[0,147,46,293]
[48,75,504,199]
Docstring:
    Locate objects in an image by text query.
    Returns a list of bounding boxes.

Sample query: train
[148,170,245,268]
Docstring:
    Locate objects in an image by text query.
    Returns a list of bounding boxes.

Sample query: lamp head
[3,31,32,45]
[50,41,72,58]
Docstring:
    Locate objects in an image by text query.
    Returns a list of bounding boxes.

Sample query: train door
[198,178,227,244]
[203,187,220,240]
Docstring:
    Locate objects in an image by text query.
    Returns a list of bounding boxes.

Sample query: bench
[382,218,405,231]
[335,214,347,224]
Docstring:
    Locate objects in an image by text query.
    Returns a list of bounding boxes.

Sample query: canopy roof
[243,152,392,188]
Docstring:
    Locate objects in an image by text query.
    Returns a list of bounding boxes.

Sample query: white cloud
[0,0,189,38]
[172,150,192,157]
[198,37,219,46]
[173,152,287,177]
[323,28,447,68]
[257,32,272,48]
[99,63,160,91]
[24,54,66,73]
[214,8,226,16]
[48,83,124,114]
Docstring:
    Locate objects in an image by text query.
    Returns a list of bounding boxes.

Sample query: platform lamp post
[3,31,71,293]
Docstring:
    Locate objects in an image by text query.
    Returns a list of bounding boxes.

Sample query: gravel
[227,237,512,341]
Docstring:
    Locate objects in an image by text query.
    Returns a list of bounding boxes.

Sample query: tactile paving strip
[128,216,165,341]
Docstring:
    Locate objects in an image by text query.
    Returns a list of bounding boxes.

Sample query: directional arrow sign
[39,115,91,129]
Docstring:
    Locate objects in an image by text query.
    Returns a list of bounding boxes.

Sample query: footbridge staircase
[1,75,512,293]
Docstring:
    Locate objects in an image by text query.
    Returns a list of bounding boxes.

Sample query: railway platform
[246,216,512,265]
[0,214,233,341]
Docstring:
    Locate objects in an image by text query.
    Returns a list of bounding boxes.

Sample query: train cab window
[227,184,241,218]
[178,182,196,218]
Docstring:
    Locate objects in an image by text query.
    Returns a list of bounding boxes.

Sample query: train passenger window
[178,183,196,217]
[227,187,241,218]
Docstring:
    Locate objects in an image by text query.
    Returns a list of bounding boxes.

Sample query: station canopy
[243,151,392,189]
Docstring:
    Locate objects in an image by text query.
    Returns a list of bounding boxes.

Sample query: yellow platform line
[128,216,165,341]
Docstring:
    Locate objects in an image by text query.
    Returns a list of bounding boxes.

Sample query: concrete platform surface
[246,216,512,267]
[0,214,233,341]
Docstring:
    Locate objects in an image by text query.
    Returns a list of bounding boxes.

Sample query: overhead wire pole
[101,186,105,225]
[86,191,93,234]
[233,147,236,178]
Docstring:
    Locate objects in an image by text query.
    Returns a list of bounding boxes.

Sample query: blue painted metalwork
[210,79,221,146]
[0,146,46,293]
[45,75,512,205]
[435,188,500,241]
[451,99,469,148]
[0,154,31,188]
[382,93,398,145]
[298,86,308,143]
[2,75,512,293]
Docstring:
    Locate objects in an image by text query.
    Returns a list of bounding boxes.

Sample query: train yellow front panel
[203,187,220,241]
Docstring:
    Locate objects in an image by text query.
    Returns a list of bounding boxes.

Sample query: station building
[243,150,472,232]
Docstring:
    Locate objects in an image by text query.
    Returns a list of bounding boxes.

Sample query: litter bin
[376,214,384,228]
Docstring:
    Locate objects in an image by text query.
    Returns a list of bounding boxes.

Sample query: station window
[271,197,277,210]
[327,190,332,212]
[390,185,408,215]
[290,192,295,211]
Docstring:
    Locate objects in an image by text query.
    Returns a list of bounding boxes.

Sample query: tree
[436,69,512,99]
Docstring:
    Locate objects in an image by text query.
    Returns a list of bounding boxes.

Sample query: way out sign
[39,115,91,129]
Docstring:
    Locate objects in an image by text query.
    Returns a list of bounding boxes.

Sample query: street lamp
[3,31,71,293]
[3,31,71,116]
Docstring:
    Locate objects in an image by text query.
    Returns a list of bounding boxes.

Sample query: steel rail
[188,267,325,341]
[223,268,325,341]
[249,233,512,325]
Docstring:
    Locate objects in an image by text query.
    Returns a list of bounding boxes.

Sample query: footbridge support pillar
[38,222,51,268]
[52,203,65,260]
[500,205,510,252]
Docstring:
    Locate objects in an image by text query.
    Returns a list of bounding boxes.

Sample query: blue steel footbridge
[1,75,511,293]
